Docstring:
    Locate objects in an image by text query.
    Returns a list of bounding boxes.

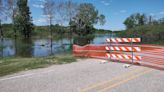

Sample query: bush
[116,24,164,44]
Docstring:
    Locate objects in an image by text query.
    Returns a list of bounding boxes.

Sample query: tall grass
[0,55,76,76]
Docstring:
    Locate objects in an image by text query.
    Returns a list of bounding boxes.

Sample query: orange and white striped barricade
[105,38,141,64]
[106,38,141,43]
[105,46,141,52]
[106,53,142,61]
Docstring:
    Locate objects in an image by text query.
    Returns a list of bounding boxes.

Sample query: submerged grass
[0,54,76,77]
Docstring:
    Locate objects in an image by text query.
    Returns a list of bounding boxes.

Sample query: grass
[0,54,77,77]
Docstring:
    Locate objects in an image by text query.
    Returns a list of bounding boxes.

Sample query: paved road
[0,59,163,92]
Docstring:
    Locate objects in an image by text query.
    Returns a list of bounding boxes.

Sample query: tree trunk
[69,18,73,45]
[0,20,3,38]
[49,17,53,55]
[0,19,3,57]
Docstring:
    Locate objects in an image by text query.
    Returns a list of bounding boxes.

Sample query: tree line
[0,0,106,38]
[117,13,164,44]
[0,0,33,38]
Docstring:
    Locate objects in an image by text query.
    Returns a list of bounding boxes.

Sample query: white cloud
[114,10,127,15]
[32,4,44,8]
[33,14,54,25]
[101,0,111,6]
[149,13,155,16]
[33,18,47,24]
[101,1,105,3]
[38,19,46,22]
[41,14,53,18]
[41,15,48,17]
[120,10,127,13]
[148,11,164,17]
[104,2,110,6]
[159,11,164,15]
[38,0,46,2]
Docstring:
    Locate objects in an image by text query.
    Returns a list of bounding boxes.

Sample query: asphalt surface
[0,59,164,92]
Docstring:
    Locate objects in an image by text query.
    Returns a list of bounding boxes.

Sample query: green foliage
[52,24,67,34]
[14,0,33,38]
[94,28,111,34]
[73,34,95,46]
[0,20,3,37]
[1,24,16,37]
[33,24,68,37]
[118,13,164,44]
[117,22,164,44]
[0,54,76,76]
[0,23,108,38]
[124,13,147,29]
[70,3,106,36]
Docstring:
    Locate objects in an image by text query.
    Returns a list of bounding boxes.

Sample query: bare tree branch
[7,0,17,18]
[43,0,56,26]
[65,0,78,22]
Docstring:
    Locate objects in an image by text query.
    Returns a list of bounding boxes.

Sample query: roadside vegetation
[116,13,164,45]
[0,54,76,76]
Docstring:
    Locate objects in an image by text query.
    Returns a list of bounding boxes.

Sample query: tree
[7,0,17,18]
[65,0,78,44]
[123,15,135,29]
[120,13,164,44]
[124,13,147,29]
[159,18,164,24]
[0,0,18,37]
[0,0,3,15]
[6,0,17,37]
[14,0,33,38]
[0,0,7,38]
[70,3,105,36]
[99,15,106,25]
[0,0,3,37]
[43,0,56,36]
[56,1,67,34]
[65,0,78,23]
[0,0,6,16]
[0,20,3,38]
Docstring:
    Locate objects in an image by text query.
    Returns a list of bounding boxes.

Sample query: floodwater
[0,34,113,57]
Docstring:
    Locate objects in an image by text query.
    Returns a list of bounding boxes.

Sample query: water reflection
[0,34,111,57]
[0,38,15,57]
[16,38,33,57]
[73,35,95,46]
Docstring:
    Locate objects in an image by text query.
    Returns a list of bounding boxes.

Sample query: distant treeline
[94,28,112,34]
[1,24,68,37]
[116,13,164,44]
[1,24,110,38]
